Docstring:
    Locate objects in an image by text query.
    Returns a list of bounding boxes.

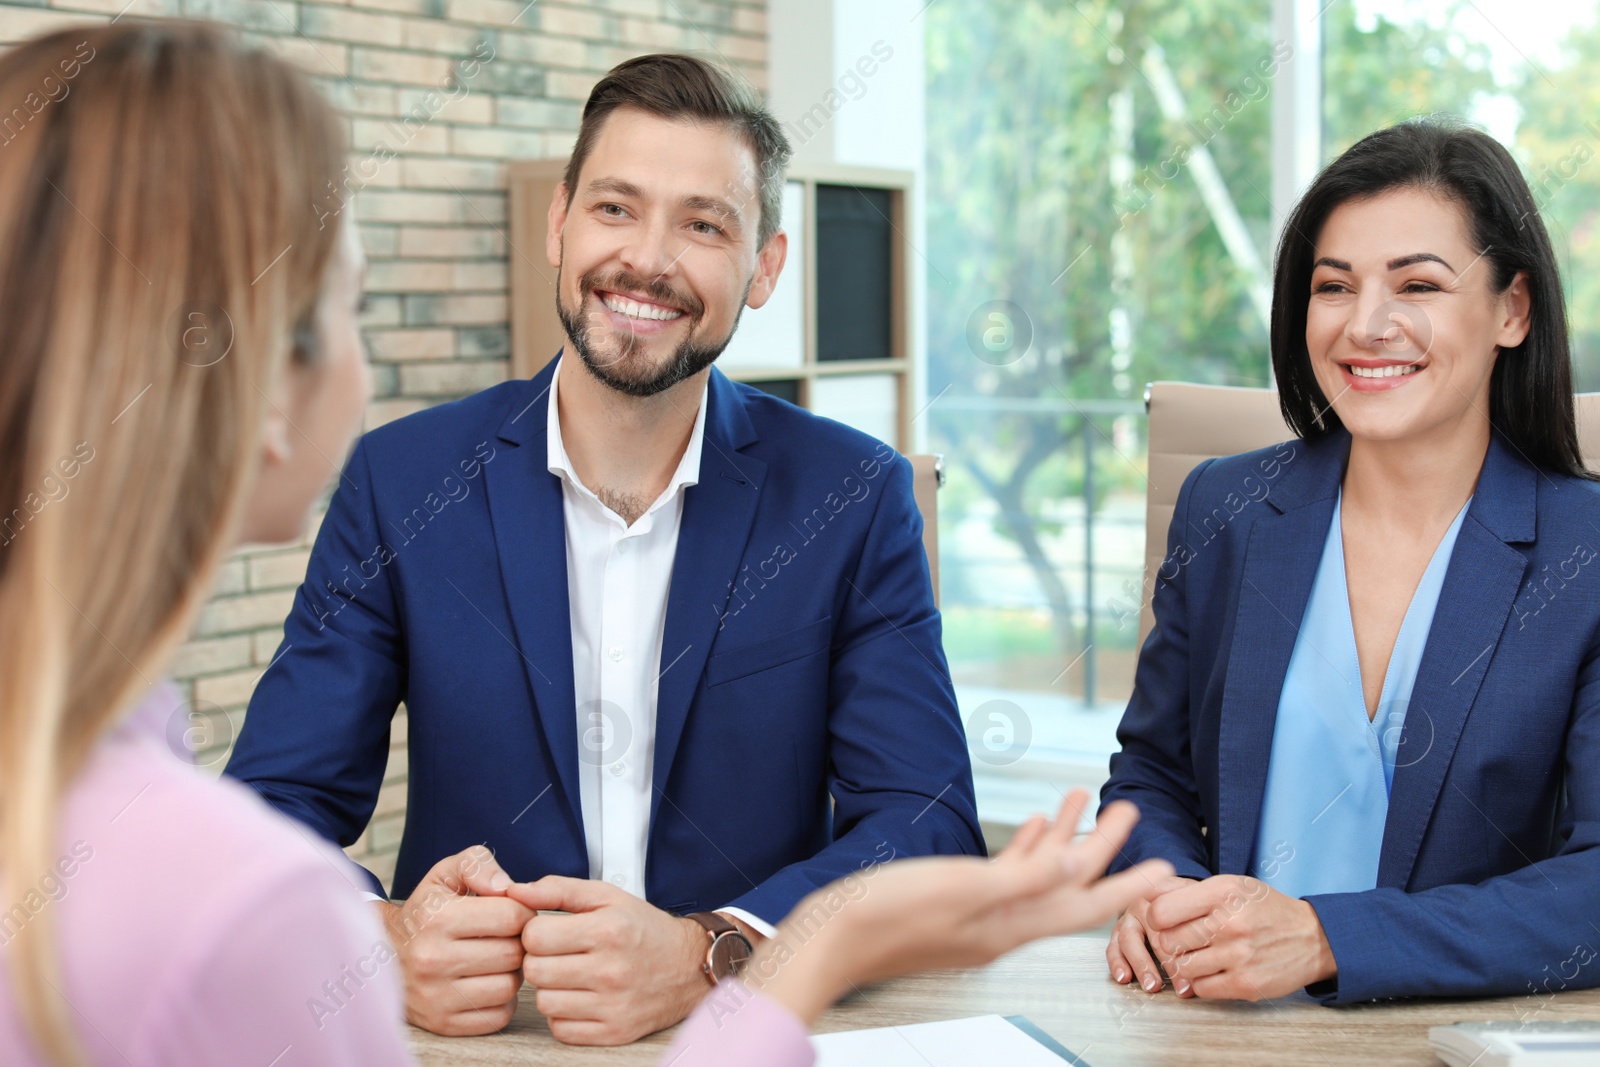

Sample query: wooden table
[408,935,1600,1065]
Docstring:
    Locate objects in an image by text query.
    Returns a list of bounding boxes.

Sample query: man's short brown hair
[563,53,793,249]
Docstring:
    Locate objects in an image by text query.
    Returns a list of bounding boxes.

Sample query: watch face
[710,932,754,979]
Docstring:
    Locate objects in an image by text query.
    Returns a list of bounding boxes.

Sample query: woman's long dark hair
[1270,117,1591,479]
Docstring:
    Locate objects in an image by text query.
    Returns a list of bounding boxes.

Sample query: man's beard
[555,264,747,399]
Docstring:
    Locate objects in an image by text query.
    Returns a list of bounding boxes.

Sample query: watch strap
[686,911,739,938]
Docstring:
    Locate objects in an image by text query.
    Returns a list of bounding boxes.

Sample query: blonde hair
[0,21,346,1063]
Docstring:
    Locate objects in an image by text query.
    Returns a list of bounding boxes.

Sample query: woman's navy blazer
[1104,428,1600,1003]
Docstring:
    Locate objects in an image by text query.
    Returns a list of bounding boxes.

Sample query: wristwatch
[685,912,754,984]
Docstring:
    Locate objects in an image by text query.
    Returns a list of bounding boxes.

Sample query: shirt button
[609,761,626,777]
[608,647,624,662]
[609,874,627,888]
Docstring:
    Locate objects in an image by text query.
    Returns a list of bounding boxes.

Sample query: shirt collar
[546,355,709,513]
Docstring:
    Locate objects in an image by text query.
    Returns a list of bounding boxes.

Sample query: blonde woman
[0,22,412,1066]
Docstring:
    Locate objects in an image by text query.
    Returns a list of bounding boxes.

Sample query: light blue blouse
[1249,489,1471,899]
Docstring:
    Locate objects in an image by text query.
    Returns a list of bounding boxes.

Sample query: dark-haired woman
[1100,117,1600,1005]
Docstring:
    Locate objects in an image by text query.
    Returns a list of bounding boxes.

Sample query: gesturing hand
[745,789,1175,1025]
[377,845,534,1035]
[509,877,709,1046]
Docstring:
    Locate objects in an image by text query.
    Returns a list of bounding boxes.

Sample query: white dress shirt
[546,359,774,938]
[362,361,775,939]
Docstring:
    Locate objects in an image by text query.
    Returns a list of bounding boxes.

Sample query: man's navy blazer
[225,358,983,923]
[1103,428,1600,1004]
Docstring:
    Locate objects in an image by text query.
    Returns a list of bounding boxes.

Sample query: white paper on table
[811,1014,1088,1066]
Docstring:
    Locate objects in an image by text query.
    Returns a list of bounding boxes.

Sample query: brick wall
[0,0,768,892]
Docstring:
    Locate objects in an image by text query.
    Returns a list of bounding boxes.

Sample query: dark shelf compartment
[815,184,894,363]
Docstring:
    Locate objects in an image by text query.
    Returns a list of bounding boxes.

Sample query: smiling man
[224,54,982,1045]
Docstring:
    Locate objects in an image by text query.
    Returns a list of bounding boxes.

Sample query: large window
[925,0,1600,820]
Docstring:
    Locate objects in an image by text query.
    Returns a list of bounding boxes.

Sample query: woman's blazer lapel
[1376,434,1534,888]
[1214,436,1343,875]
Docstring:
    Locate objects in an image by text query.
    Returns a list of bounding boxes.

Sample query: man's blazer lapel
[482,361,584,833]
[651,369,766,827]
[1378,435,1534,888]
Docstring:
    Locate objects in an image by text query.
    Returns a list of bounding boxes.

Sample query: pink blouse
[659,978,814,1066]
[0,678,415,1065]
